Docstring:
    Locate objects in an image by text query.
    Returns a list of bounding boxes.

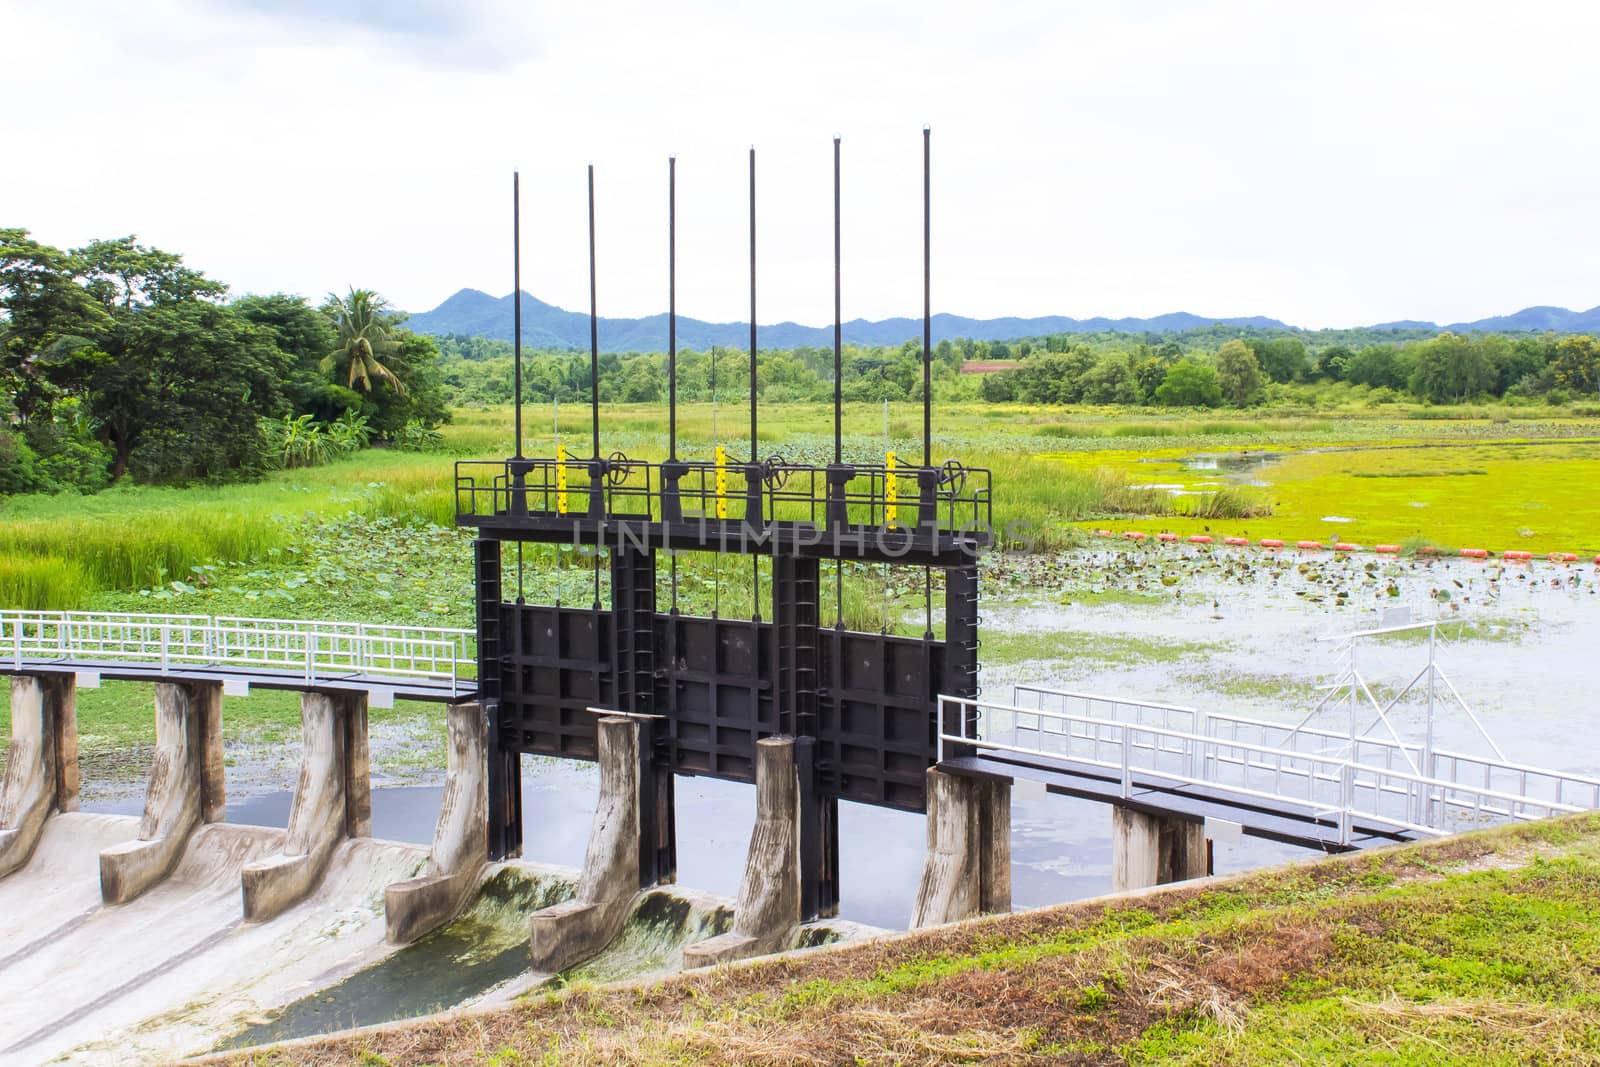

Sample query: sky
[4,1,1599,330]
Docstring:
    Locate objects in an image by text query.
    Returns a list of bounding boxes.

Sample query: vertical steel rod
[513,171,524,460]
[668,155,678,461]
[922,126,931,469]
[833,136,842,465]
[750,147,762,621]
[588,164,600,460]
[749,146,758,463]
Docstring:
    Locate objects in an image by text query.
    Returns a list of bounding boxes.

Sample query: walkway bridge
[935,620,1599,872]
[0,610,474,706]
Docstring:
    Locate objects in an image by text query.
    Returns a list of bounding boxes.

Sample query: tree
[55,302,292,480]
[1344,346,1408,390]
[1316,344,1354,381]
[1408,333,1494,403]
[320,288,406,394]
[1132,356,1170,399]
[1252,337,1309,383]
[0,229,108,423]
[1154,357,1223,407]
[76,236,227,312]
[1214,339,1264,406]
[1079,352,1141,404]
[1551,335,1598,394]
[234,293,351,419]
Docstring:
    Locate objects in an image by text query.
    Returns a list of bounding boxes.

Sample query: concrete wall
[683,736,804,967]
[385,700,489,944]
[99,680,223,904]
[0,673,77,879]
[1111,806,1209,893]
[242,690,369,922]
[911,767,1011,928]
[528,716,647,972]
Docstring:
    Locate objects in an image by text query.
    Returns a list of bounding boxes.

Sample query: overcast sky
[5,1,1598,329]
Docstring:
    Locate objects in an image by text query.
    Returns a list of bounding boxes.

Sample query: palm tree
[320,287,406,394]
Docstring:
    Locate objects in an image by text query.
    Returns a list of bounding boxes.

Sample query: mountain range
[403,289,1600,351]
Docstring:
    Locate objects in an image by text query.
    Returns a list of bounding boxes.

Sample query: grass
[980,629,1213,669]
[203,813,1600,1066]
[0,450,457,610]
[6,405,1600,612]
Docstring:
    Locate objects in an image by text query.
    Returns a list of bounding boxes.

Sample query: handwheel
[937,459,967,496]
[606,451,633,485]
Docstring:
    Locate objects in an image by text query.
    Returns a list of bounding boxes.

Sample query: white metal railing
[941,690,1599,847]
[0,611,475,694]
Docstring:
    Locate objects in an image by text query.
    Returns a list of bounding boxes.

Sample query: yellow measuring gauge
[885,450,898,528]
[714,445,728,520]
[556,444,569,515]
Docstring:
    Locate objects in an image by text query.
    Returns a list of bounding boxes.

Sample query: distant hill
[401,289,1600,351]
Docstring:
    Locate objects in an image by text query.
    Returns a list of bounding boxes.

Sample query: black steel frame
[470,133,984,922]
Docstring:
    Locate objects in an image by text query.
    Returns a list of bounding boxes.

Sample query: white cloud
[2,0,1597,329]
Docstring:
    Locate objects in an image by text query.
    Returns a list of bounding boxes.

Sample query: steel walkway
[0,611,475,706]
[937,623,1600,852]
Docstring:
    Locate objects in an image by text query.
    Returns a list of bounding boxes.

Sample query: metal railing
[453,455,993,535]
[0,611,474,693]
[943,688,1600,847]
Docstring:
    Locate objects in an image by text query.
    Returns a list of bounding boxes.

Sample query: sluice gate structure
[2,133,1597,1060]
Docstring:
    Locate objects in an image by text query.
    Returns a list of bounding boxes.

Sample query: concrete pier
[99,680,223,903]
[911,767,1011,928]
[528,716,652,971]
[1111,806,1209,892]
[0,674,78,879]
[385,700,488,944]
[241,690,369,922]
[684,736,804,967]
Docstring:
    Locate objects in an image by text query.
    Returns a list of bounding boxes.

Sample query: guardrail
[0,611,475,693]
[942,690,1599,846]
[454,455,993,534]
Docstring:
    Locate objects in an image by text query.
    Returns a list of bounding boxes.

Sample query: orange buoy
[1375,544,1401,554]
[1259,538,1285,548]
[1124,530,1147,540]
[1461,548,1489,559]
[1188,535,1213,544]
[1157,532,1179,542]
[1419,546,1439,555]
[1334,542,1360,552]
[1296,540,1323,550]
[1502,550,1533,561]
[1224,536,1249,546]
[1095,529,1114,537]
[1557,552,1578,562]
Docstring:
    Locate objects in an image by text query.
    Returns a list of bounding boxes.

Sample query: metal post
[513,171,523,460]
[588,164,600,461]
[921,126,931,470]
[668,155,677,461]
[1347,642,1358,760]
[832,136,842,465]
[749,146,758,463]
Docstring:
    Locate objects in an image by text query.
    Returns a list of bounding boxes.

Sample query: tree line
[981,332,1600,407]
[0,230,448,493]
[433,328,1600,411]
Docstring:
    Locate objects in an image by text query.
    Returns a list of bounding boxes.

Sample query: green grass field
[5,402,1599,613]
[4,402,1598,768]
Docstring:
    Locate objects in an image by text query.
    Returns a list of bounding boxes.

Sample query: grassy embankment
[210,812,1600,1066]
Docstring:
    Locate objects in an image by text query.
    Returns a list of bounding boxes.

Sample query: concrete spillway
[0,813,428,1065]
